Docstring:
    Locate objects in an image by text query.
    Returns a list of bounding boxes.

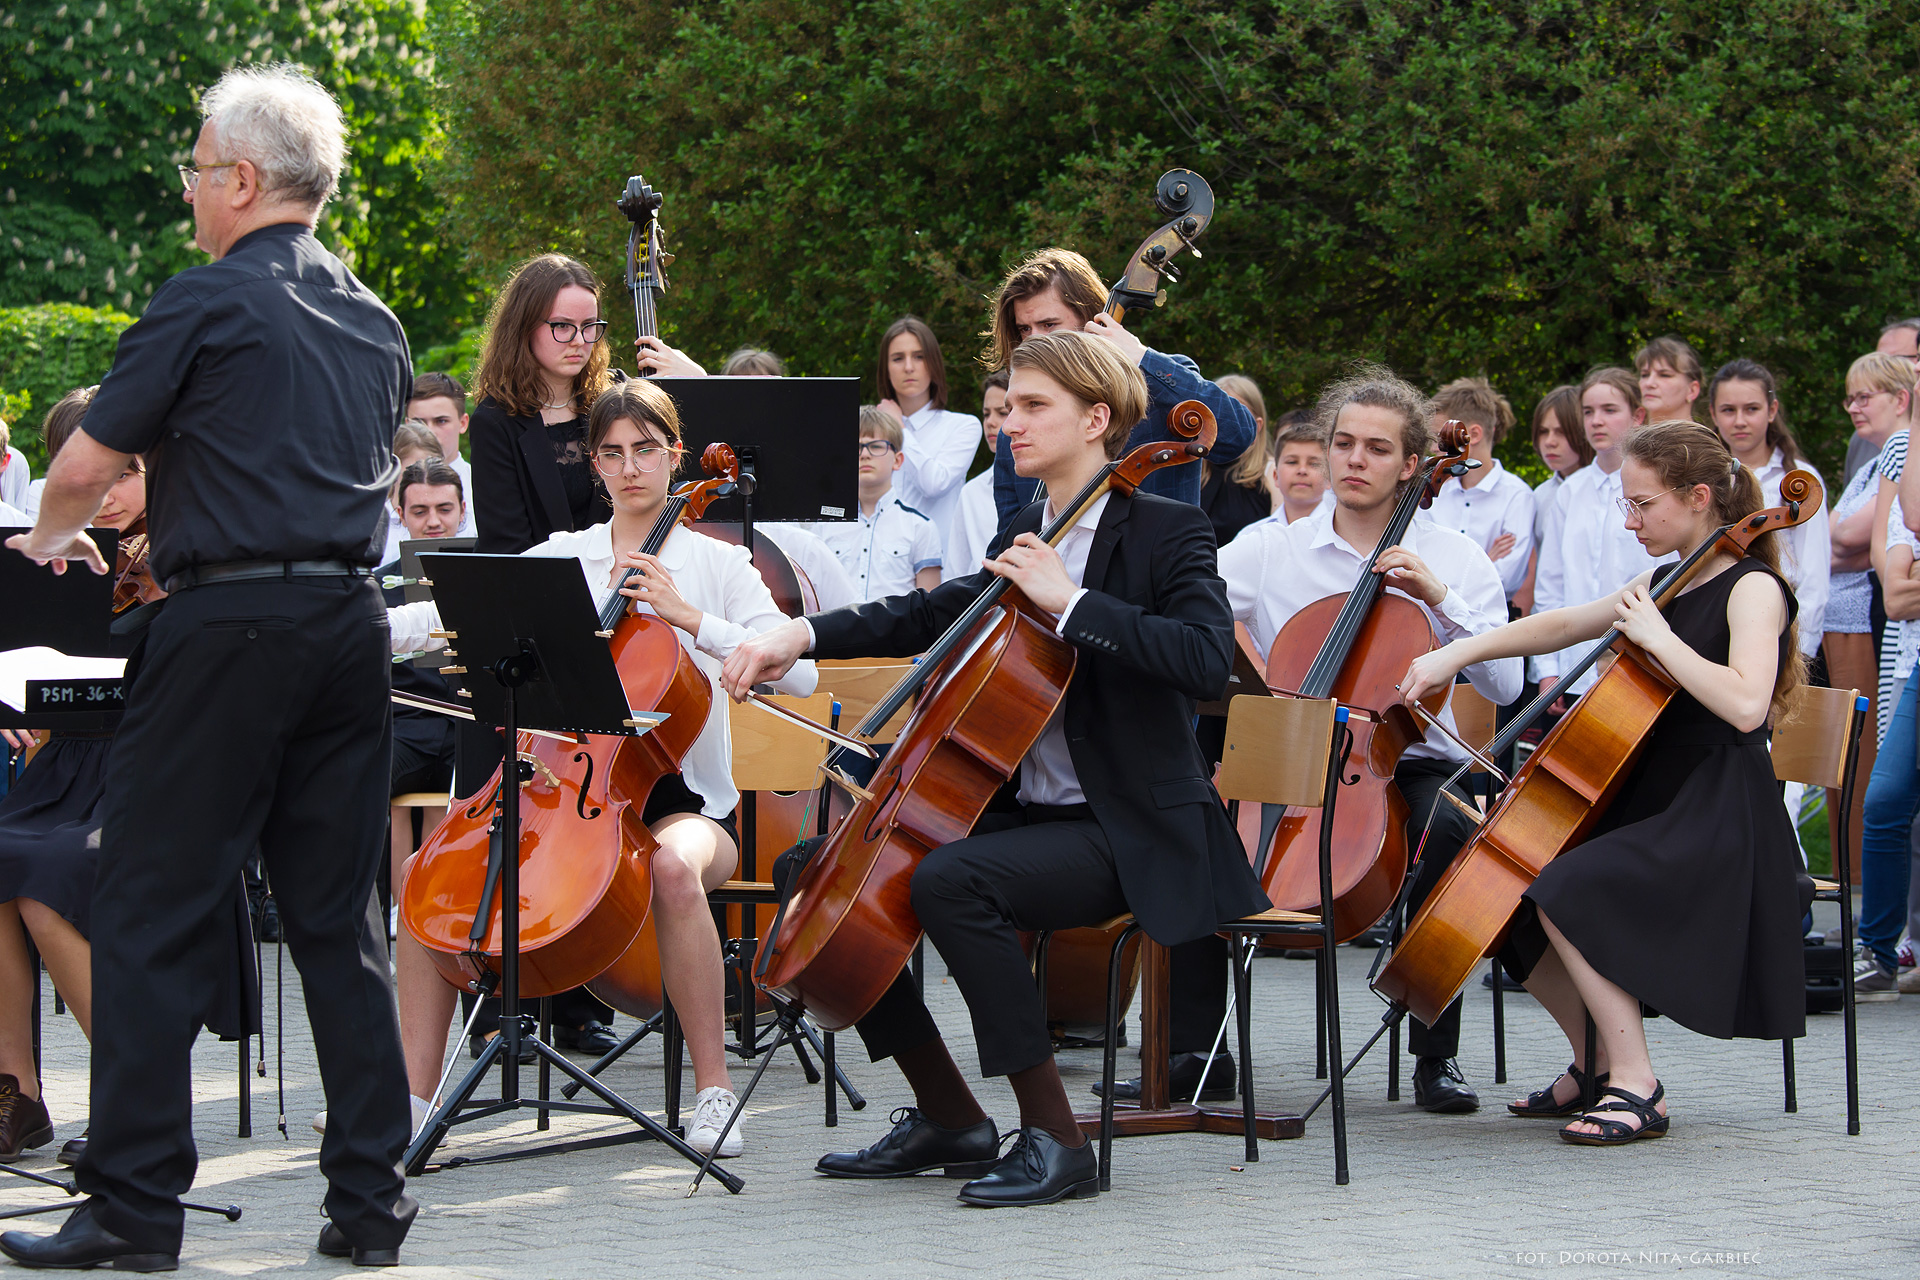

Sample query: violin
[754,402,1217,1030]
[111,517,163,612]
[1256,423,1475,942]
[1374,471,1825,1026]
[401,445,741,1000]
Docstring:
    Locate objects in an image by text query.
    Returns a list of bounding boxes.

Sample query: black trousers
[807,804,1128,1079]
[78,579,415,1253]
[1165,756,1480,1063]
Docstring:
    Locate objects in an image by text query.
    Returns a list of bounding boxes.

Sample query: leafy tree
[432,0,1920,480]
[0,0,480,349]
[0,301,132,473]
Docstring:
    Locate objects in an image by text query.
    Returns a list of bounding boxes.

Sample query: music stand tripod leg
[686,995,808,1196]
[558,1013,664,1100]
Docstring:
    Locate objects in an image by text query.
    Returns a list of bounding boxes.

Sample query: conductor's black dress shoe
[956,1127,1099,1207]
[815,1108,999,1178]
[316,1222,399,1267]
[1412,1056,1480,1114]
[1091,1051,1235,1103]
[0,1203,177,1272]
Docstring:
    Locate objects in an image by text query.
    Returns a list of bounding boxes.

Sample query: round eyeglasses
[1615,487,1680,520]
[593,444,682,477]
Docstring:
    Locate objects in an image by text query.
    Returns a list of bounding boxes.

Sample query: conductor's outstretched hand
[722,619,811,702]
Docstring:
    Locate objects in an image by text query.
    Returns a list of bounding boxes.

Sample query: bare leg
[393,848,457,1101]
[19,901,90,1038]
[648,813,738,1094]
[1514,944,1610,1109]
[0,901,39,1098]
[1538,909,1667,1137]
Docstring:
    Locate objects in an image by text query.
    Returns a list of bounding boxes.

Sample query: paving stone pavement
[0,899,1906,1279]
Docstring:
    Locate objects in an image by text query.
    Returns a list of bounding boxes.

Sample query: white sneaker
[314,1095,434,1137]
[686,1086,743,1158]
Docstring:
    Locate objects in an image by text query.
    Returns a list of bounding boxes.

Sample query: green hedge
[0,304,134,475]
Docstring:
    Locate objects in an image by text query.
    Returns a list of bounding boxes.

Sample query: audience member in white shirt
[1515,384,1592,615]
[809,406,943,600]
[948,369,1011,579]
[1635,334,1705,429]
[407,371,480,534]
[1533,367,1672,701]
[875,316,981,572]
[1708,359,1829,650]
[1264,413,1333,524]
[1426,377,1534,601]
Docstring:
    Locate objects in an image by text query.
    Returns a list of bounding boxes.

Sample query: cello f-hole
[862,770,902,845]
[573,752,603,820]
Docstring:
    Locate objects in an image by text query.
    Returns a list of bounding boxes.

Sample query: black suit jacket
[807,490,1270,946]
[469,396,580,553]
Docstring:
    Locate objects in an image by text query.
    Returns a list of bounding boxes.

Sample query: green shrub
[0,304,135,475]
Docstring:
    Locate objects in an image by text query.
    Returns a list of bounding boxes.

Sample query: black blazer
[807,490,1270,946]
[468,396,581,553]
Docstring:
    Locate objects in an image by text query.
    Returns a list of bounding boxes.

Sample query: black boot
[1412,1056,1479,1114]
[815,1107,999,1179]
[956,1127,1099,1207]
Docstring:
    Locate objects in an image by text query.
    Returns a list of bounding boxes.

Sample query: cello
[1256,423,1475,942]
[401,444,742,999]
[754,402,1218,1031]
[1373,470,1824,1027]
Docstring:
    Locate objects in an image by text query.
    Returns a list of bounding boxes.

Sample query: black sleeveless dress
[1502,558,1806,1042]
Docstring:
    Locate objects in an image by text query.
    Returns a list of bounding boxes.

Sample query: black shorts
[391,736,455,797]
[641,773,739,849]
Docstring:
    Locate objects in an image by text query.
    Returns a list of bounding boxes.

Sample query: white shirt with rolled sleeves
[947,470,998,580]
[1752,448,1828,654]
[387,520,817,818]
[1426,459,1535,598]
[1530,463,1674,695]
[808,489,944,602]
[753,522,862,612]
[894,403,981,572]
[1216,504,1522,766]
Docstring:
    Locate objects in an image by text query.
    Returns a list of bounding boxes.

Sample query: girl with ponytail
[1398,421,1805,1147]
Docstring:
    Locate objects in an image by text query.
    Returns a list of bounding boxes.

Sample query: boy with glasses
[810,405,942,600]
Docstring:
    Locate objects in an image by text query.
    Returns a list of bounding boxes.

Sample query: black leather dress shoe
[1412,1056,1480,1114]
[956,1127,1099,1207]
[0,1203,176,1272]
[1092,1051,1235,1103]
[815,1108,999,1179]
[316,1222,399,1267]
[56,1131,85,1168]
[554,1021,620,1055]
[468,1032,537,1064]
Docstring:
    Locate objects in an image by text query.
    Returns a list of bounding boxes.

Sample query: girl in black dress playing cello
[1399,420,1806,1145]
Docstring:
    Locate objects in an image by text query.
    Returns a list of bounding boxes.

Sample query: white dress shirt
[0,448,27,512]
[947,470,998,579]
[807,489,944,601]
[0,498,27,526]
[754,522,861,612]
[388,520,818,818]
[1426,459,1535,598]
[1531,462,1674,693]
[1217,504,1522,766]
[894,403,982,571]
[22,479,44,520]
[1531,472,1564,540]
[1752,448,1828,654]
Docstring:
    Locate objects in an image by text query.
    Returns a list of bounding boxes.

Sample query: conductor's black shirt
[84,222,412,582]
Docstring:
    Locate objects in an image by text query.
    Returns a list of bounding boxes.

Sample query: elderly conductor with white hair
[1,65,417,1270]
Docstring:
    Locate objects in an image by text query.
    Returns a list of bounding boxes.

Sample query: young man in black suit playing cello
[722,331,1268,1207]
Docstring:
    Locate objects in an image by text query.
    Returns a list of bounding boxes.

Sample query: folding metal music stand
[400,554,743,1192]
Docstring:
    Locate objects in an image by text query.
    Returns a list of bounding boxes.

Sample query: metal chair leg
[1782,1039,1797,1114]
[1098,924,1138,1193]
[1231,934,1256,1163]
[1581,1014,1598,1111]
[1314,957,1327,1080]
[1490,958,1506,1086]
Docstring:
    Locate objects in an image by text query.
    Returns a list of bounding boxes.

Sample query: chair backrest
[1772,686,1867,790]
[810,664,917,743]
[1216,695,1340,809]
[1448,684,1498,771]
[729,691,837,792]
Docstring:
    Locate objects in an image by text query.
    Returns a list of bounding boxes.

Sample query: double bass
[1256,423,1475,941]
[1374,470,1823,1026]
[754,403,1218,1031]
[400,445,742,999]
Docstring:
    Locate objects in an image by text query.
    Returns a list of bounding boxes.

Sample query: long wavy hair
[473,255,612,417]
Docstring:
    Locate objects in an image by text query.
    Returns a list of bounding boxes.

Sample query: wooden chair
[1772,686,1870,1134]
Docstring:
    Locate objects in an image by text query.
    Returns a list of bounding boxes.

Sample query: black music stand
[400,554,742,1192]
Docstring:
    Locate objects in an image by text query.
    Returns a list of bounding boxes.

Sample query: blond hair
[982,248,1108,372]
[1213,374,1269,489]
[1008,331,1149,459]
[859,404,902,450]
[1430,376,1516,445]
[391,420,443,460]
[1315,363,1433,460]
[1846,351,1917,401]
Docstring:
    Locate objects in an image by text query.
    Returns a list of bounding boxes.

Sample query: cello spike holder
[401,556,743,1193]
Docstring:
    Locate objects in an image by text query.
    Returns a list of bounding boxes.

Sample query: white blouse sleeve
[387,600,447,655]
[690,541,819,696]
